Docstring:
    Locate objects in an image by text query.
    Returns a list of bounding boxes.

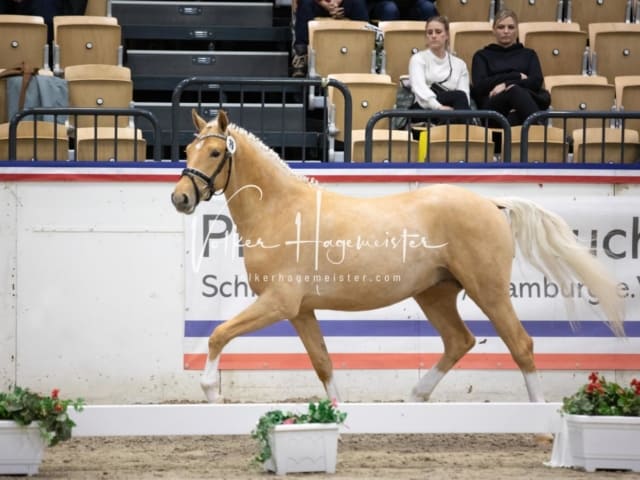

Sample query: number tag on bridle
[226,135,237,155]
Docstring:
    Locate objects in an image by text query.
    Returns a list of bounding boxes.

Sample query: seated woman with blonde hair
[408,15,471,120]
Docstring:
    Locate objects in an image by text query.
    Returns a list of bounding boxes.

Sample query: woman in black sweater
[471,9,550,126]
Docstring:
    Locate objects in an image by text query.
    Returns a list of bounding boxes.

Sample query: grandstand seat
[435,0,496,22]
[449,22,494,70]
[518,22,587,76]
[510,125,568,162]
[65,64,132,127]
[615,75,640,135]
[327,73,397,143]
[65,63,146,161]
[0,14,49,70]
[544,74,615,133]
[378,21,427,84]
[53,15,122,75]
[75,126,146,161]
[351,129,418,162]
[572,127,639,163]
[588,23,640,83]
[565,0,632,25]
[308,20,376,77]
[498,0,564,22]
[420,124,495,163]
[0,121,68,160]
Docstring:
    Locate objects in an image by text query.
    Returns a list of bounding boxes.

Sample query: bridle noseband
[181,131,235,204]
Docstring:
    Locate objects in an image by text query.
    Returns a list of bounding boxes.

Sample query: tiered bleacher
[0,0,639,162]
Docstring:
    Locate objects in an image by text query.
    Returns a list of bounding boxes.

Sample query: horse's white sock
[326,377,341,402]
[524,372,545,403]
[410,368,445,401]
[200,357,220,403]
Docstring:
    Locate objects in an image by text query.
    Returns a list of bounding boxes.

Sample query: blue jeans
[294,0,370,48]
[369,0,437,20]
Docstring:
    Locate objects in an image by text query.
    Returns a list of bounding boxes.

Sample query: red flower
[282,417,296,424]
[54,403,64,413]
[588,372,600,384]
[331,398,338,408]
[632,378,640,395]
[586,382,604,394]
[51,389,60,399]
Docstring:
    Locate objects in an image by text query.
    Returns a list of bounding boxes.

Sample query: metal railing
[7,107,161,162]
[363,110,512,163]
[522,110,640,164]
[170,76,352,162]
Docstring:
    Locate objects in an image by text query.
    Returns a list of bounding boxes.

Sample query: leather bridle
[181,132,235,204]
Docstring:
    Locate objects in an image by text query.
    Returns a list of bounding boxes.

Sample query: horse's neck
[224,130,309,236]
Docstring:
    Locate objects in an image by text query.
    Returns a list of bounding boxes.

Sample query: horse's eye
[210,149,221,158]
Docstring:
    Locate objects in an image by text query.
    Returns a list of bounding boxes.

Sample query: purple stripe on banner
[184,320,640,338]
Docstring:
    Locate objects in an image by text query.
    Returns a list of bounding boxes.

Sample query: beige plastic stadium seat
[65,64,133,127]
[565,0,631,26]
[328,73,397,142]
[436,0,495,22]
[588,23,640,83]
[544,74,615,133]
[75,126,146,161]
[518,22,587,76]
[421,124,494,163]
[351,129,418,162]
[510,125,568,163]
[498,0,564,22]
[572,127,639,164]
[615,75,640,136]
[53,15,122,74]
[0,121,69,160]
[378,21,427,84]
[0,14,49,70]
[449,22,494,69]
[308,20,376,77]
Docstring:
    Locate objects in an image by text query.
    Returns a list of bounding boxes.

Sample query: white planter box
[565,414,640,472]
[0,421,46,476]
[263,423,340,475]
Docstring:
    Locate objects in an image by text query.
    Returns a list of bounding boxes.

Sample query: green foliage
[251,398,347,463]
[0,386,84,446]
[562,372,640,417]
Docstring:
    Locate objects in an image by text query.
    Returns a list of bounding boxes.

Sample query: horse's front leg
[201,293,298,402]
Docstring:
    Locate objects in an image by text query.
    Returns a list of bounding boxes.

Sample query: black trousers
[485,84,541,126]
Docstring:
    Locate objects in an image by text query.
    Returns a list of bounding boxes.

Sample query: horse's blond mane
[228,123,317,186]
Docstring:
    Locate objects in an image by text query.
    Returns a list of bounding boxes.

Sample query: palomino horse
[171,110,624,404]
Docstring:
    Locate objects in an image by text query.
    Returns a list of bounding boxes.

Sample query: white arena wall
[1,163,639,405]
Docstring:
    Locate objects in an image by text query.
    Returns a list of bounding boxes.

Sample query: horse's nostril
[182,193,189,205]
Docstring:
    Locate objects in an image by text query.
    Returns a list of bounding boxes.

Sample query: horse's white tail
[493,197,625,337]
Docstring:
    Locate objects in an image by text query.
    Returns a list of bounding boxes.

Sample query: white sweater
[408,49,470,110]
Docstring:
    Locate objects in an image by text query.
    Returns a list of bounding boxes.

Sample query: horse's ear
[191,109,207,132]
[217,110,229,132]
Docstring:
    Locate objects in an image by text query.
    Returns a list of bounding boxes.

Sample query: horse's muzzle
[171,190,195,214]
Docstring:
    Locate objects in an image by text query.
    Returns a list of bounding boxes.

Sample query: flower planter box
[263,423,340,475]
[565,414,640,472]
[0,421,46,476]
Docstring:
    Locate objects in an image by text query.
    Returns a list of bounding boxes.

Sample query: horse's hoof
[408,390,430,402]
[201,381,219,403]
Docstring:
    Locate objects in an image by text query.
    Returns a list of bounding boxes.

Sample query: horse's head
[171,109,237,214]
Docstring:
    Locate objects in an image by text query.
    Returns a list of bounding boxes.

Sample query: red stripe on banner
[183,353,640,371]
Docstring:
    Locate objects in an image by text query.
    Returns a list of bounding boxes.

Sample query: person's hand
[489,83,506,97]
[520,73,528,80]
[328,0,344,18]
[438,105,453,111]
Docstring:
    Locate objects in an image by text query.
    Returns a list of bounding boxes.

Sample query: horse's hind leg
[410,281,476,402]
[466,288,545,403]
[289,310,340,401]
